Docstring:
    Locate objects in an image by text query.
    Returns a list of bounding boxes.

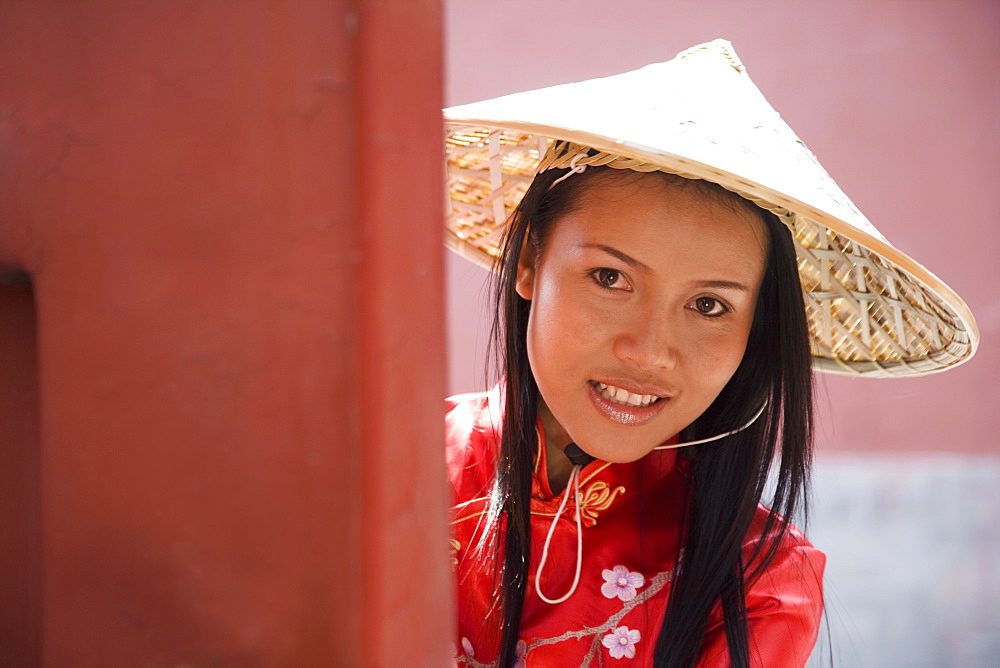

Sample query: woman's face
[516,171,768,463]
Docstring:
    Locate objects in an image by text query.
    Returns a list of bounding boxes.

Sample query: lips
[588,380,671,426]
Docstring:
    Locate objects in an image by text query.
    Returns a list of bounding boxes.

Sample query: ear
[514,232,536,301]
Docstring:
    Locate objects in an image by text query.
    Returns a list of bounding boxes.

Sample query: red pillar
[0,1,449,664]
[0,279,41,667]
[355,2,452,662]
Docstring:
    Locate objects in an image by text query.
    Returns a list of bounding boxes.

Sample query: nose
[611,305,679,371]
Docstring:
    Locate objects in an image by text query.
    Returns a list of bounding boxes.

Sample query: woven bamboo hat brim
[443,39,978,378]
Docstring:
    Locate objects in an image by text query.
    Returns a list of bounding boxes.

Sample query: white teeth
[595,382,661,408]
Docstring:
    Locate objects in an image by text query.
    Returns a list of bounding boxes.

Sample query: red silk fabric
[447,389,825,666]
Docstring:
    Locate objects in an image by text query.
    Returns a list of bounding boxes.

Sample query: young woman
[443,41,977,667]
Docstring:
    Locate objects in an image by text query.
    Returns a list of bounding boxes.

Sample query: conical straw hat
[443,39,978,378]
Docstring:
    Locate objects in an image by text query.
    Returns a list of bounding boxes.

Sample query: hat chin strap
[546,153,588,190]
[533,401,768,605]
[653,401,768,450]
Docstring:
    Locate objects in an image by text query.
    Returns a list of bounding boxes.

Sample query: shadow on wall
[807,454,1000,667]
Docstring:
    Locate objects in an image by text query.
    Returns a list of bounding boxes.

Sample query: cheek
[526,284,607,378]
[688,327,752,390]
[526,297,572,377]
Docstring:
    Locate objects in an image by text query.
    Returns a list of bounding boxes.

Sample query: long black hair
[483,163,814,667]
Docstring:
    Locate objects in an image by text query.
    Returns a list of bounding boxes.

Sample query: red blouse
[447,389,825,667]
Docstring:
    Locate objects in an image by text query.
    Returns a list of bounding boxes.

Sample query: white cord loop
[532,401,767,605]
[534,463,584,605]
[547,153,588,190]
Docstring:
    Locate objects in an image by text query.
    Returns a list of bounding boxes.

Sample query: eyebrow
[581,243,752,293]
[580,243,652,273]
[693,280,751,293]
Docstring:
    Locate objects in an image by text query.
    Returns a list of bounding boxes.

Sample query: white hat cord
[534,463,584,605]
[533,404,766,604]
[546,153,588,190]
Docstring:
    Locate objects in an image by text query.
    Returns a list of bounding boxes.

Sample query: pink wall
[445,0,1000,453]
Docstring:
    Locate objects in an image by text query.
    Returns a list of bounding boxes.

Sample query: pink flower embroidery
[602,625,641,659]
[601,565,645,601]
[461,637,474,657]
[514,639,527,668]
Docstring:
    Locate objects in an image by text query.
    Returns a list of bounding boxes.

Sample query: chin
[573,433,666,465]
[597,450,652,465]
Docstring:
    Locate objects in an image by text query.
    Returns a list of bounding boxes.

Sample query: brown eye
[694,297,725,315]
[595,268,621,288]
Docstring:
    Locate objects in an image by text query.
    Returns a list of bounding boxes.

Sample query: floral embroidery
[601,565,645,601]
[450,538,461,566]
[602,625,641,659]
[578,481,626,527]
[514,639,527,668]
[516,570,674,664]
[461,637,475,657]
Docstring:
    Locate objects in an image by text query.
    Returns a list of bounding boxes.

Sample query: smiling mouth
[590,381,665,408]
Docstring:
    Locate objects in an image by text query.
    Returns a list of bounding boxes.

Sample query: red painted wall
[445,0,1000,454]
[1,1,450,664]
